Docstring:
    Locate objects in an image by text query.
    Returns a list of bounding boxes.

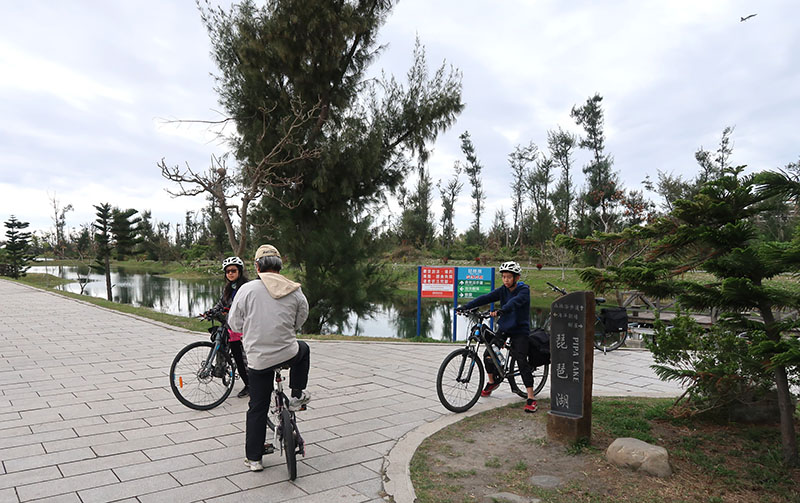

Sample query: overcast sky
[1,1,798,238]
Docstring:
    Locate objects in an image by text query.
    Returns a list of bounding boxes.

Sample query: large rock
[606,437,672,478]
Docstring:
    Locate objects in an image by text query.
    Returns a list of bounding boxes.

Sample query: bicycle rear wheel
[436,348,484,413]
[280,409,297,480]
[170,341,235,410]
[508,357,548,398]
[594,318,628,352]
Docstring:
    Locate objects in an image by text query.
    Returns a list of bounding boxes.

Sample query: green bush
[649,313,783,417]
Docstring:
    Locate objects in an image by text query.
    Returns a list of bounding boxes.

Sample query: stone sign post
[546,291,595,443]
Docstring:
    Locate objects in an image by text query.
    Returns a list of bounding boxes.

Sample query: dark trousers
[509,334,534,388]
[229,340,249,386]
[483,333,534,388]
[245,341,310,461]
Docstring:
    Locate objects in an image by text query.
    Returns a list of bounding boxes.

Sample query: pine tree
[487,208,510,249]
[570,94,622,235]
[3,215,34,278]
[93,203,113,301]
[459,131,485,245]
[196,0,463,332]
[508,142,537,248]
[438,163,462,254]
[138,211,158,261]
[547,127,577,234]
[527,155,554,252]
[579,167,799,466]
[111,208,140,261]
[397,165,436,248]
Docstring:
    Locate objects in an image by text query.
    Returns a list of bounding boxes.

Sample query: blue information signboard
[456,267,494,299]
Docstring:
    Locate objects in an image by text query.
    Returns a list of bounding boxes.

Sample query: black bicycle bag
[528,328,550,367]
[601,307,628,333]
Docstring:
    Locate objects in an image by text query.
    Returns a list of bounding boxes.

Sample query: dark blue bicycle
[169,308,236,410]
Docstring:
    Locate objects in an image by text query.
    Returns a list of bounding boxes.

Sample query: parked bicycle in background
[545,282,630,353]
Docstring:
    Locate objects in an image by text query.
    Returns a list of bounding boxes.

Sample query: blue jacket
[463,281,530,336]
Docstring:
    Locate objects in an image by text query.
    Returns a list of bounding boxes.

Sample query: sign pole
[452,267,459,341]
[490,267,496,331]
[416,266,422,339]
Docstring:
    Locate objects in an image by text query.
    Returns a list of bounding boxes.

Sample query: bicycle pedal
[263,443,275,455]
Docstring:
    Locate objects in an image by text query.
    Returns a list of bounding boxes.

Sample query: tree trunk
[215,193,239,256]
[774,365,799,466]
[760,304,799,466]
[104,255,112,302]
[236,197,251,259]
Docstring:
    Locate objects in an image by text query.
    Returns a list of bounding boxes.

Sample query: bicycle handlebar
[545,282,607,304]
[454,307,494,320]
[546,281,568,295]
[199,306,229,322]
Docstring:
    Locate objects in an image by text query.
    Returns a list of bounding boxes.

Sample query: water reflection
[337,295,551,342]
[30,265,552,340]
[28,265,220,317]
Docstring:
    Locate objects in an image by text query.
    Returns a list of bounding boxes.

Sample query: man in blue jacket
[458,261,537,413]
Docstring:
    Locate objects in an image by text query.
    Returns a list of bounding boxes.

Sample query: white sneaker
[244,458,264,472]
[288,391,311,411]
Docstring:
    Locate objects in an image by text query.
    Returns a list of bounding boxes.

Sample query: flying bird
[740,13,757,22]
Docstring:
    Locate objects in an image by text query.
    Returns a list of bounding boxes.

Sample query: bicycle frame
[269,369,305,457]
[462,311,512,381]
[198,319,231,379]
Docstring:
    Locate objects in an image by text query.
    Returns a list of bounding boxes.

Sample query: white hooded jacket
[228,272,309,370]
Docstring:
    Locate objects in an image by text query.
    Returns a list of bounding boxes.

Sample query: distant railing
[619,290,797,326]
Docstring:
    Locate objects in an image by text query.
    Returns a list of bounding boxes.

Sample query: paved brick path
[0,280,682,502]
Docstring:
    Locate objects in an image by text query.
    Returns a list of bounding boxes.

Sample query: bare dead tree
[159,101,322,258]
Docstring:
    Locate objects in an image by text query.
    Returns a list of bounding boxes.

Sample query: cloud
[1,0,799,239]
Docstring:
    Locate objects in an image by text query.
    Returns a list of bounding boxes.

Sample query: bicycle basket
[600,307,628,333]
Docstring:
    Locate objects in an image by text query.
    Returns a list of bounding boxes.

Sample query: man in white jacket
[228,244,310,472]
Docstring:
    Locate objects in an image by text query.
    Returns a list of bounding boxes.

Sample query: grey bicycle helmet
[221,256,244,271]
[499,261,522,275]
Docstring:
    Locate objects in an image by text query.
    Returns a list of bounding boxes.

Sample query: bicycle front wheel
[507,358,549,398]
[280,409,297,480]
[436,348,484,413]
[594,318,628,352]
[170,341,235,410]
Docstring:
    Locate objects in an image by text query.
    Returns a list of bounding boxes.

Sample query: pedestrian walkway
[0,280,682,503]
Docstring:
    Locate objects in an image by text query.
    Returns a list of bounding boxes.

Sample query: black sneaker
[237,386,249,398]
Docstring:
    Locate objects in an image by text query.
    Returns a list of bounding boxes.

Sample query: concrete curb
[382,396,520,503]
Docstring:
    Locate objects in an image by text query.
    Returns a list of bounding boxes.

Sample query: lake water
[29,265,551,341]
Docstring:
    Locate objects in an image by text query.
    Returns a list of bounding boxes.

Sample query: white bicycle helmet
[221,256,244,271]
[499,261,522,275]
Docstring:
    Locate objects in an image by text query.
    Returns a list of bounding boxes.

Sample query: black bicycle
[169,308,237,410]
[265,366,305,480]
[545,282,629,353]
[435,309,549,413]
